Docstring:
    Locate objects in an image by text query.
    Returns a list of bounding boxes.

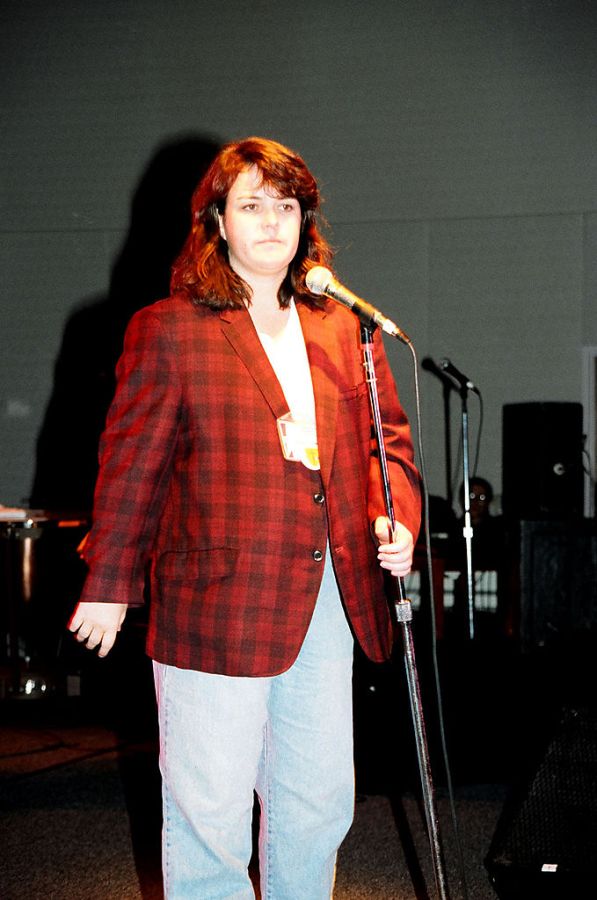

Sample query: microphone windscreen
[305,266,333,296]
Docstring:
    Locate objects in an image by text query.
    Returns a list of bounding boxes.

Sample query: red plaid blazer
[79,294,421,675]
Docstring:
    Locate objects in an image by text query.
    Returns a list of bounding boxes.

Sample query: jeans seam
[160,663,172,898]
[263,719,273,900]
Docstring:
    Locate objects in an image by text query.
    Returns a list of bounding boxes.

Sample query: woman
[69,136,421,898]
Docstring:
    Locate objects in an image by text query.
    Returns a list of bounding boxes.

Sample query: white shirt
[256,300,316,426]
[256,300,319,469]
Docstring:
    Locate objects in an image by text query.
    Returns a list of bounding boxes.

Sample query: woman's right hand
[68,601,128,657]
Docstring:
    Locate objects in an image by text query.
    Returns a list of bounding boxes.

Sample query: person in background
[68,137,421,899]
[466,476,494,528]
[459,476,504,568]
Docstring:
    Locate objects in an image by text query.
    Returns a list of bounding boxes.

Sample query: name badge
[276,412,320,471]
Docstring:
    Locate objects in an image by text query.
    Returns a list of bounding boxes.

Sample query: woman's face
[218,166,302,285]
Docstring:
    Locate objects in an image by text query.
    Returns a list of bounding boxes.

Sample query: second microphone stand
[361,324,449,900]
[457,385,475,640]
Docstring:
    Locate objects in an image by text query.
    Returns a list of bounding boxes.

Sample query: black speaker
[502,402,584,519]
[485,708,597,899]
[510,519,597,651]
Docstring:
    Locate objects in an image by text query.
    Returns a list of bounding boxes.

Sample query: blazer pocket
[156,547,237,583]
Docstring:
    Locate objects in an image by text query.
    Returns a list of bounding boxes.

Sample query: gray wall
[2,0,596,509]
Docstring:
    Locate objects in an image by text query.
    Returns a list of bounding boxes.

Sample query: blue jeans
[153,551,355,899]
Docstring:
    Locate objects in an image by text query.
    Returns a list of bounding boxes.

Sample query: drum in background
[0,512,89,698]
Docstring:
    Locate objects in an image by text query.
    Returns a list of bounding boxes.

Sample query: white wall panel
[1,0,596,507]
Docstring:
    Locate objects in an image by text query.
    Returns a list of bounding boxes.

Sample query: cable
[407,341,470,900]
[450,388,484,508]
[471,390,484,478]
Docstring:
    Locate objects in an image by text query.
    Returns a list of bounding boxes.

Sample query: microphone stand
[457,385,475,640]
[361,324,449,900]
[422,356,476,640]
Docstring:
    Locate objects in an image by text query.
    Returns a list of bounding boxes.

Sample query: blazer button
[313,493,325,505]
[312,549,324,562]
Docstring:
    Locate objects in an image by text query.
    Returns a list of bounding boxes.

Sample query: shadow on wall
[30,134,221,512]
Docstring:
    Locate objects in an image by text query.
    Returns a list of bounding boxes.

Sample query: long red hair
[170,137,333,309]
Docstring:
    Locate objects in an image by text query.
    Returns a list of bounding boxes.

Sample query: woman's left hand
[373,516,414,578]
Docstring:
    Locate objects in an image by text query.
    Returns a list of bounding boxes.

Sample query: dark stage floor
[2,617,597,899]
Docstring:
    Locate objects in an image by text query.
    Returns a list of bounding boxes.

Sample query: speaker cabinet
[486,708,597,899]
[504,519,597,651]
[502,402,584,519]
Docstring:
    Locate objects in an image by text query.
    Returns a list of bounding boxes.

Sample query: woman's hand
[68,602,128,658]
[373,516,414,578]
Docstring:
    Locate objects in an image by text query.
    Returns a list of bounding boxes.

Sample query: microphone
[439,358,479,393]
[421,356,450,379]
[305,266,411,345]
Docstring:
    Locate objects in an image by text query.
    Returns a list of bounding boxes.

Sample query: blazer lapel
[220,302,340,490]
[219,306,289,420]
[297,303,339,490]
